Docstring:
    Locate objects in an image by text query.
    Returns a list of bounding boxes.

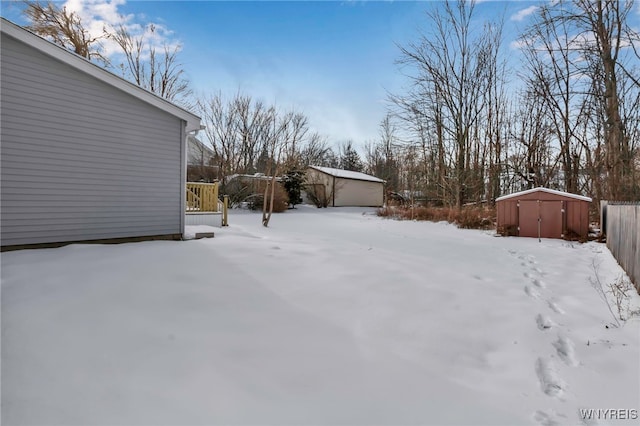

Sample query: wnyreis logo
[580,409,638,421]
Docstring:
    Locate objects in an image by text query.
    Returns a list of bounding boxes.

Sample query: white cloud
[62,0,130,56]
[510,5,538,22]
[61,0,180,58]
[64,0,127,28]
[509,39,528,50]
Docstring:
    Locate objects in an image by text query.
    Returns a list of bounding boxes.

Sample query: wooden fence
[186,182,219,212]
[603,202,640,292]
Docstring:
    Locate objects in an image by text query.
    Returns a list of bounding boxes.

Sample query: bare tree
[22,0,106,63]
[234,95,269,174]
[365,114,401,193]
[394,0,499,208]
[197,91,316,223]
[300,133,338,168]
[197,91,239,191]
[506,91,560,192]
[575,0,639,200]
[481,19,509,204]
[520,0,639,200]
[261,108,292,227]
[519,3,590,195]
[108,23,191,105]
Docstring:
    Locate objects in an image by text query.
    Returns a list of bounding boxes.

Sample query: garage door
[518,200,563,239]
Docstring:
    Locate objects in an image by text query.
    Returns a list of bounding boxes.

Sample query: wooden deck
[186,182,219,212]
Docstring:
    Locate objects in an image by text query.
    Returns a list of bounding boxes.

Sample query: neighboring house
[306,166,385,207]
[187,135,218,182]
[496,187,591,239]
[0,19,201,250]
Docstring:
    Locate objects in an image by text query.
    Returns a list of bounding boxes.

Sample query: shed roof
[1,18,201,132]
[309,166,385,183]
[496,187,592,202]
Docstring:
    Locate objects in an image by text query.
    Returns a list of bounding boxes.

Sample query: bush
[497,224,518,236]
[306,183,332,208]
[282,170,305,207]
[457,207,494,229]
[377,205,495,230]
[244,181,289,213]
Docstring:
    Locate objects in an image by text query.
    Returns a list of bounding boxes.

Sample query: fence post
[600,200,608,236]
[223,195,229,227]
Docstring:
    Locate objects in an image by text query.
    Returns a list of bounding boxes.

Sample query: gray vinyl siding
[1,32,184,246]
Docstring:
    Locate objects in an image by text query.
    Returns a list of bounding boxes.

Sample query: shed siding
[1,33,183,246]
[306,169,334,206]
[497,201,518,229]
[566,201,589,237]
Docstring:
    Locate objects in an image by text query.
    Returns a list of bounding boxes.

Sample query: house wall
[1,32,185,247]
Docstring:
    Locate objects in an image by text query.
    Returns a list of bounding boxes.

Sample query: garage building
[306,166,385,207]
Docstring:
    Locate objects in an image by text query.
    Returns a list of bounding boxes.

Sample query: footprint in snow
[535,357,565,398]
[536,314,554,330]
[534,410,559,426]
[532,278,546,288]
[553,336,579,366]
[548,300,565,315]
[525,285,541,299]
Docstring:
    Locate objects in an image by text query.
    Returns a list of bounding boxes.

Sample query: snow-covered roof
[0,18,201,132]
[308,166,385,183]
[496,187,592,202]
[227,173,282,182]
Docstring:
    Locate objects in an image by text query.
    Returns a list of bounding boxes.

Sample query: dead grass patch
[378,205,495,230]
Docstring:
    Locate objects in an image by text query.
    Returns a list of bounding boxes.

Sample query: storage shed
[306,166,385,207]
[496,187,592,239]
[1,19,201,250]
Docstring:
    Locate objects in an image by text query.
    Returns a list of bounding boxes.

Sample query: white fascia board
[496,187,592,202]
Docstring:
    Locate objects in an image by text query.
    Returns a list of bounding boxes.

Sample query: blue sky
[2,1,572,145]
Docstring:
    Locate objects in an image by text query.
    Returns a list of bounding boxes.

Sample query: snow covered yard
[2,206,639,426]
